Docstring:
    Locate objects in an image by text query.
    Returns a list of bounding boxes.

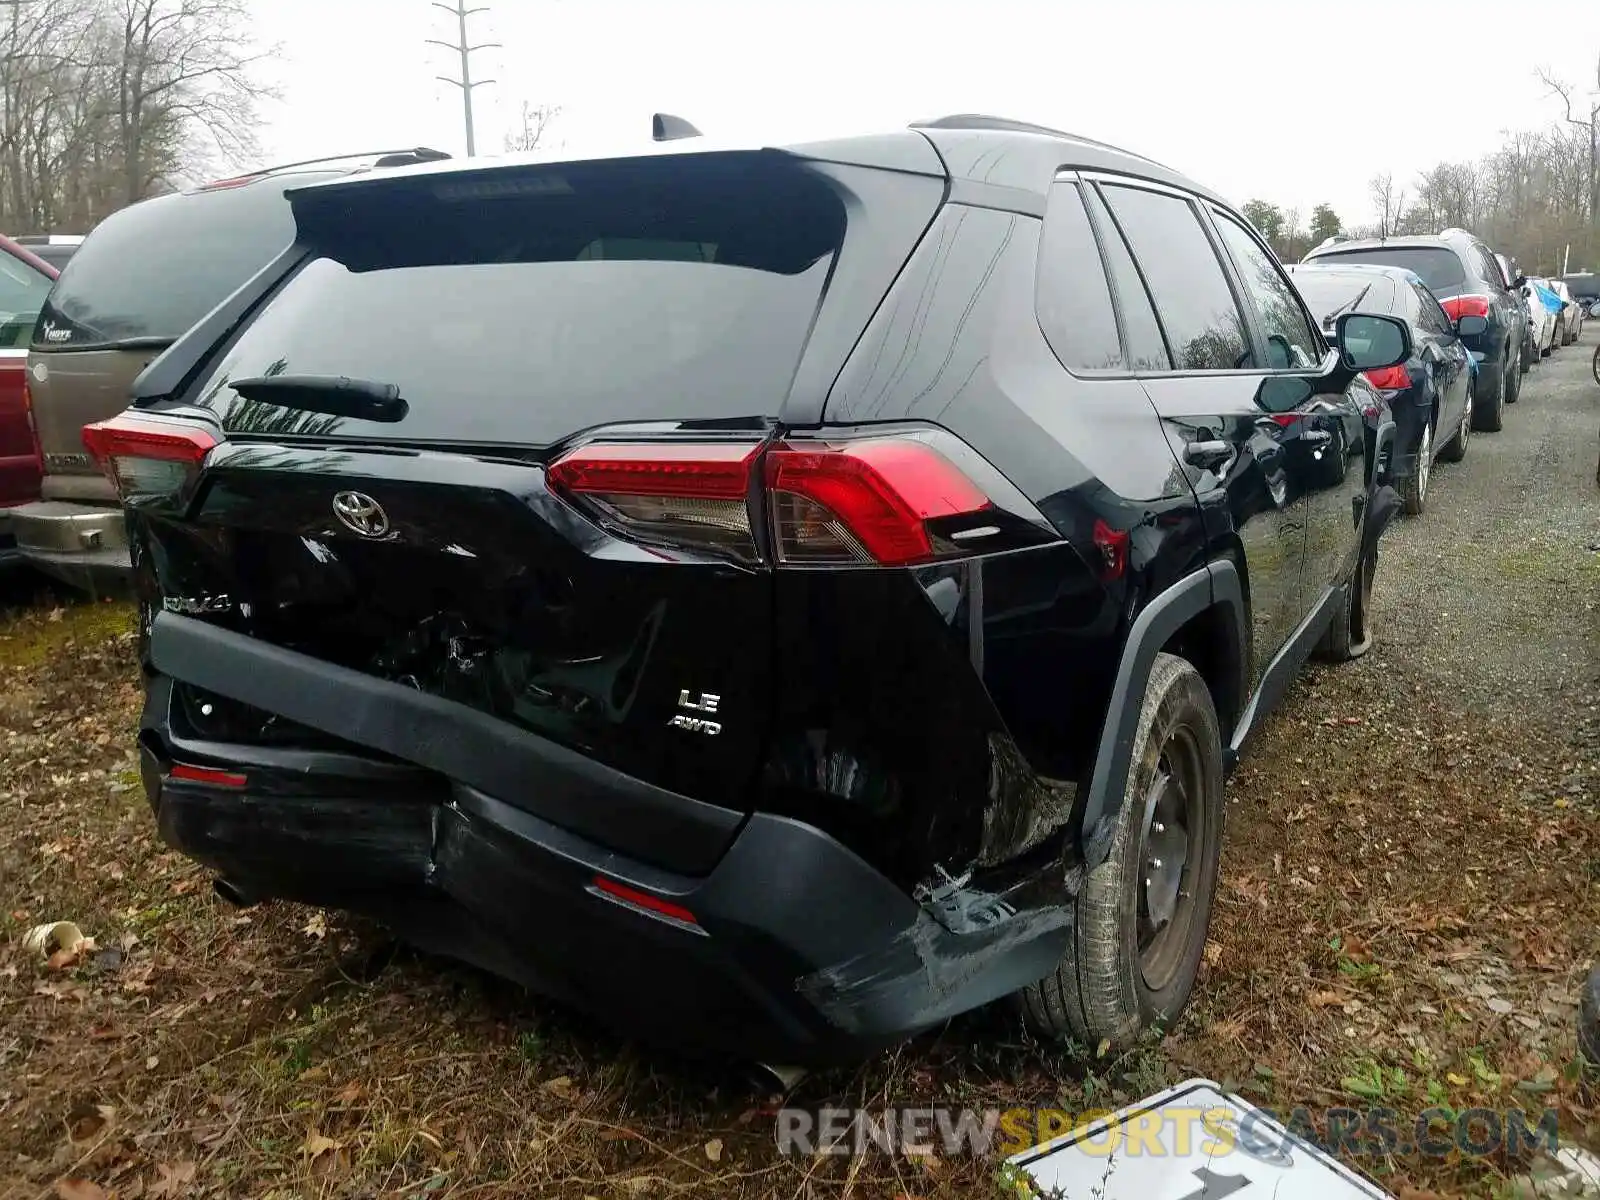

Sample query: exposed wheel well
[1160,603,1243,740]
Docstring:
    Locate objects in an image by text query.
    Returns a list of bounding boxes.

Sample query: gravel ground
[1369,335,1600,761]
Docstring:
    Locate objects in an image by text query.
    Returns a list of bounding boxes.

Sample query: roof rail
[910,113,1163,165]
[199,147,452,190]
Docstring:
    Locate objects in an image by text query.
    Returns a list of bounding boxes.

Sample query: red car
[0,234,56,564]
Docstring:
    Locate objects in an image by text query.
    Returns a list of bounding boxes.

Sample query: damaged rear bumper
[139,619,1072,1064]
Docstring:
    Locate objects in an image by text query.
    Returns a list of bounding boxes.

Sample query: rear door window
[32,176,321,349]
[1099,183,1252,371]
[1035,182,1124,371]
[1082,187,1170,370]
[191,154,849,445]
[0,247,52,349]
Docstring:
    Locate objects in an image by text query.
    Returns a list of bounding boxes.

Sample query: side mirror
[1510,274,1527,290]
[1455,314,1488,337]
[1335,312,1411,372]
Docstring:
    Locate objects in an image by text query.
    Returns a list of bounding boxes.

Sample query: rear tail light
[1362,364,1412,392]
[545,442,759,561]
[20,375,41,468]
[82,413,217,501]
[549,435,1012,568]
[1440,295,1490,321]
[764,440,991,565]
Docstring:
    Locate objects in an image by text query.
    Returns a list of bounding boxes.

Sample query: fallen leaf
[47,607,63,623]
[1447,1072,1470,1086]
[149,1160,195,1200]
[302,912,328,940]
[1486,997,1515,1015]
[1203,941,1223,967]
[704,1138,724,1163]
[1309,990,1343,1007]
[303,1130,343,1159]
[334,1081,364,1105]
[543,1075,574,1097]
[56,1180,108,1200]
[145,1055,159,1070]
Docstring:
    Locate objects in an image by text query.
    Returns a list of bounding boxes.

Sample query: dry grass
[1,577,1597,1199]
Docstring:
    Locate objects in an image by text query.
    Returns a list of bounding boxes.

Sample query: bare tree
[110,0,276,202]
[503,99,559,152]
[0,0,274,232]
[1539,58,1600,233]
[1369,171,1405,237]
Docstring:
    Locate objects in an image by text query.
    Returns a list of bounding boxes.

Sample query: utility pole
[427,0,499,157]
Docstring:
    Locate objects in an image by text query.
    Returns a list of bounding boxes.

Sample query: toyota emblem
[332,491,390,538]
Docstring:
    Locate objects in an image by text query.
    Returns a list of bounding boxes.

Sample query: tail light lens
[20,375,41,467]
[82,413,217,502]
[1440,295,1490,321]
[764,440,991,565]
[549,434,1028,568]
[1362,365,1412,392]
[546,442,760,561]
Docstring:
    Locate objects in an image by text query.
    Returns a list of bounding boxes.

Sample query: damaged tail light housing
[548,431,1044,567]
[82,412,218,502]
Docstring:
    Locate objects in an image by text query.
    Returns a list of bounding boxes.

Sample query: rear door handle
[1303,430,1332,445]
[1183,440,1234,471]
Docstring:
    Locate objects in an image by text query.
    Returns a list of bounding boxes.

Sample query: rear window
[0,246,53,348]
[191,154,848,445]
[31,176,323,350]
[1290,271,1398,323]
[1314,247,1466,294]
[1562,274,1600,299]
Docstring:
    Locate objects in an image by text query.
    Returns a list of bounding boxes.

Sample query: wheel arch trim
[1079,560,1245,866]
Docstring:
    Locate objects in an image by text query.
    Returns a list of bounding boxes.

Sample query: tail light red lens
[1362,365,1412,391]
[1440,295,1490,321]
[591,875,699,926]
[547,435,1001,568]
[82,413,218,501]
[765,440,991,566]
[20,375,41,468]
[546,442,760,561]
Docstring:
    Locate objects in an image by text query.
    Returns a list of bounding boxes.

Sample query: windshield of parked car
[1312,247,1467,295]
[0,246,53,348]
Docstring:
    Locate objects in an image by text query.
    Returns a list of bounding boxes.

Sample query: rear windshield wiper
[228,374,409,423]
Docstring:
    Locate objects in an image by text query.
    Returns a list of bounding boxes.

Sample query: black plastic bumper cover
[142,615,1074,1063]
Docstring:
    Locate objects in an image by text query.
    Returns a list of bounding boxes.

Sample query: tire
[1316,549,1374,662]
[1400,418,1432,516]
[1019,652,1225,1052]
[1438,390,1471,463]
[1506,349,1522,403]
[1473,356,1505,432]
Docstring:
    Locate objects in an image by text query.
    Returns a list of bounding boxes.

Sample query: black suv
[1302,228,1526,433]
[103,116,1405,1065]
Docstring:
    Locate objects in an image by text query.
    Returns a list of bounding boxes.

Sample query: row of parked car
[0,117,1572,1067]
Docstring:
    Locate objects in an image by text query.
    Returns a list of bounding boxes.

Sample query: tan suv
[17,148,448,591]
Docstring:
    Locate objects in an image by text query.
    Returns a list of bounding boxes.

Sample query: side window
[1211,211,1319,370]
[1035,182,1124,372]
[1099,183,1252,371]
[1082,187,1170,370]
[1411,282,1450,334]
[1475,247,1505,290]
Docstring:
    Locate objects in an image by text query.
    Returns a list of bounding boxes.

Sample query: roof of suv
[285,115,1223,211]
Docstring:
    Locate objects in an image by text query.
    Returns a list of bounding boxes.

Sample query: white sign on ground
[1006,1078,1392,1200]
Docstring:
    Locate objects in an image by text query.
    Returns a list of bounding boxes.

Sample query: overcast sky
[250,0,1600,228]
